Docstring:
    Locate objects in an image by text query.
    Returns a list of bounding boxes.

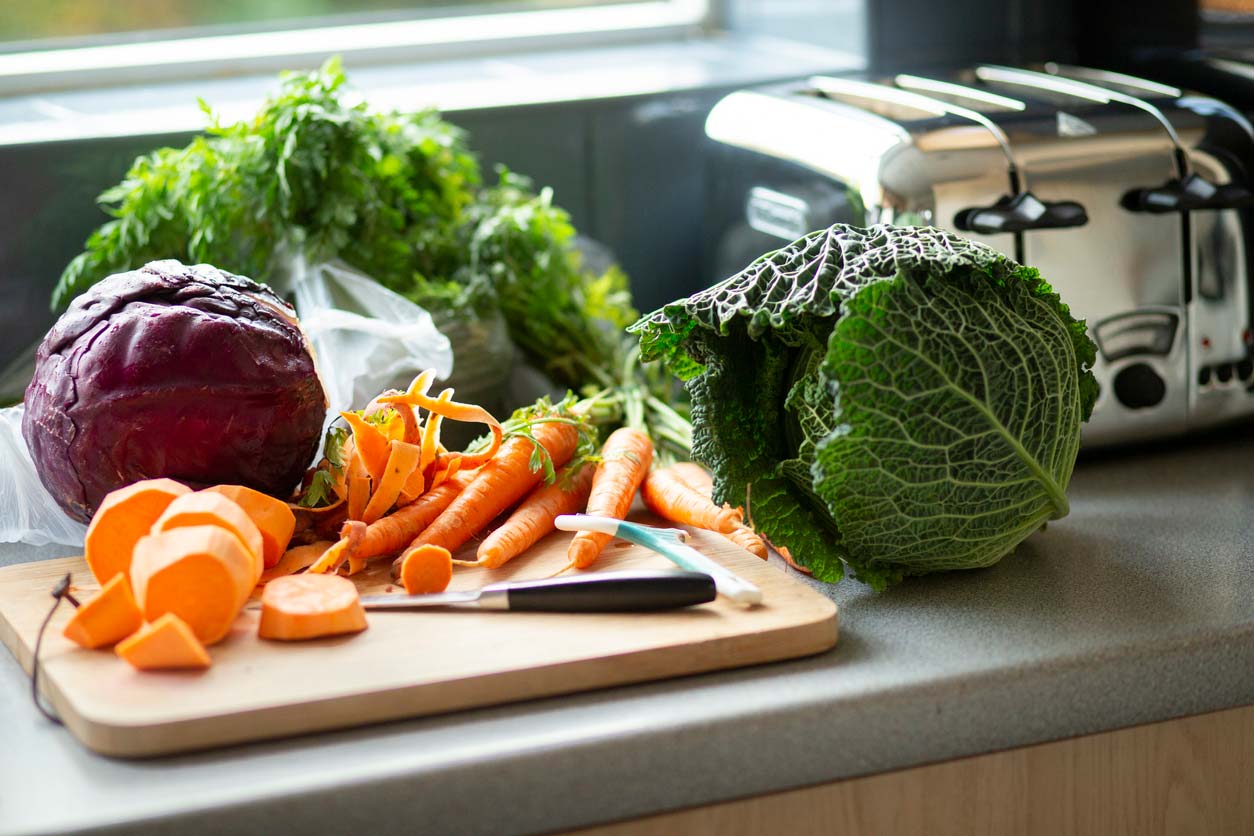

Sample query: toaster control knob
[1113,363,1167,410]
[954,193,1088,234]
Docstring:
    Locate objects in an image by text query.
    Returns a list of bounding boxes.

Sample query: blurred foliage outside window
[0,1,621,48]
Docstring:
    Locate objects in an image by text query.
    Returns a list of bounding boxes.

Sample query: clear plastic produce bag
[278,256,457,421]
[0,404,88,547]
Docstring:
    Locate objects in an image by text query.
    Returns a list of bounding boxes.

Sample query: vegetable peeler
[553,515,763,607]
[359,570,716,612]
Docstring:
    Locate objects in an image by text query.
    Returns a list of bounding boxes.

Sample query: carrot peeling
[340,410,391,485]
[260,541,336,584]
[362,440,422,524]
[379,378,503,470]
[566,427,654,571]
[307,521,366,575]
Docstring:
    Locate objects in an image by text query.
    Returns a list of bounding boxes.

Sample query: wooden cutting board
[0,519,837,758]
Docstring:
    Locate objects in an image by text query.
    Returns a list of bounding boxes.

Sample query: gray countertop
[3,429,1254,836]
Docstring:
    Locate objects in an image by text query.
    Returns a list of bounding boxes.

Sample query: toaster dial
[1113,363,1168,410]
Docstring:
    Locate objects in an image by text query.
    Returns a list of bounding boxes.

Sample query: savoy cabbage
[631,225,1099,589]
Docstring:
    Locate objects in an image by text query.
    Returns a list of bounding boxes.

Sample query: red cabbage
[24,260,327,523]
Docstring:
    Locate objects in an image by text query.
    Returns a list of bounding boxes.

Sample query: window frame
[0,0,714,96]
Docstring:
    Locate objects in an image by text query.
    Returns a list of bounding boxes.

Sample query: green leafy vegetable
[632,224,1098,588]
[54,60,656,411]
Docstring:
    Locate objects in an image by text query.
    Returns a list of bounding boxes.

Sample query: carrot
[131,525,254,645]
[259,541,335,584]
[340,410,391,485]
[362,440,422,524]
[84,478,191,585]
[203,485,296,569]
[473,461,594,569]
[151,492,265,583]
[258,574,368,641]
[116,613,211,671]
[566,428,654,570]
[328,468,476,569]
[642,466,742,533]
[399,545,453,595]
[392,420,581,577]
[669,462,714,496]
[62,573,144,650]
[723,525,768,560]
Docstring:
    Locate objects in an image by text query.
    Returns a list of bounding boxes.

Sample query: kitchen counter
[3,429,1254,836]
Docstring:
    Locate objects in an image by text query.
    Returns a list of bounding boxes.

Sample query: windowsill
[0,33,862,148]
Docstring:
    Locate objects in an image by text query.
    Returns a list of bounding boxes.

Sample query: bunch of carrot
[289,371,769,595]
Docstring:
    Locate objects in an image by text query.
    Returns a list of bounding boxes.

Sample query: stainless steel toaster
[704,65,1254,447]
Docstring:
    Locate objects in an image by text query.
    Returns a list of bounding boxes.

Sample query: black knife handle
[487,570,717,612]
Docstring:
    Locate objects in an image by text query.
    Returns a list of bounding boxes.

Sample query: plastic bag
[0,404,88,547]
[279,256,457,419]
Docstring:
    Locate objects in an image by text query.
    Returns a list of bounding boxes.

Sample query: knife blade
[359,570,717,613]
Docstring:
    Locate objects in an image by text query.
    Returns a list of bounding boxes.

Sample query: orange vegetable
[347,474,371,523]
[116,613,211,671]
[393,420,580,576]
[669,462,714,496]
[83,478,190,585]
[343,470,473,565]
[567,428,654,570]
[340,410,391,485]
[307,521,366,575]
[379,378,504,470]
[362,440,422,524]
[259,541,336,584]
[258,574,368,641]
[203,485,296,569]
[62,573,144,649]
[642,466,742,533]
[131,526,254,645]
[723,525,768,560]
[473,461,594,569]
[151,492,265,583]
[399,544,453,595]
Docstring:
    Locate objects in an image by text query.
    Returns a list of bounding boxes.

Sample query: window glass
[0,1,631,50]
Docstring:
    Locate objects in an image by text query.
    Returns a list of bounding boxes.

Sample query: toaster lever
[955,192,1088,234]
[1122,174,1254,213]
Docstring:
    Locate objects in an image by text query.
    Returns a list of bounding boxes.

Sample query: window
[0,0,711,94]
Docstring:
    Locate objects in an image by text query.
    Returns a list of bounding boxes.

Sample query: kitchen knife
[358,570,716,613]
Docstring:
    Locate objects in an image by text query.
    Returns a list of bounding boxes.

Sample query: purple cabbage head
[24,260,327,522]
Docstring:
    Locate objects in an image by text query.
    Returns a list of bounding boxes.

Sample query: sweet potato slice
[131,526,254,645]
[84,478,190,585]
[203,485,296,569]
[258,574,368,641]
[62,573,144,650]
[116,613,211,670]
[152,492,264,583]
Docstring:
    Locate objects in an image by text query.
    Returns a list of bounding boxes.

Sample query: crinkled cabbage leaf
[630,225,1098,589]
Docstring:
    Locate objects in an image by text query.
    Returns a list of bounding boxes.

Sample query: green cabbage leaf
[630,225,1098,588]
